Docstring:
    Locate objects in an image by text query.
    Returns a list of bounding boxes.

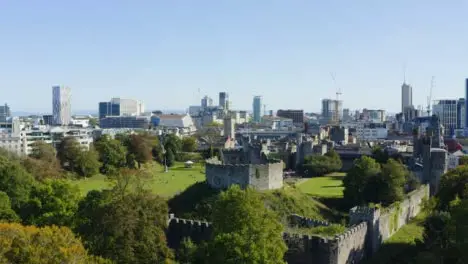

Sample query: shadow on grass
[363,242,421,264]
[315,197,351,216]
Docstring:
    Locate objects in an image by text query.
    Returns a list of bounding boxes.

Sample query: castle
[205,136,284,190]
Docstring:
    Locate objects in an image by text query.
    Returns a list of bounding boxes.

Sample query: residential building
[99,101,120,119]
[219,92,228,109]
[253,96,262,123]
[42,115,53,126]
[100,116,150,129]
[321,99,342,124]
[329,126,349,145]
[110,98,144,116]
[342,108,351,121]
[433,99,458,136]
[70,115,92,128]
[401,83,413,113]
[0,104,11,122]
[276,109,304,126]
[201,96,213,109]
[52,85,71,125]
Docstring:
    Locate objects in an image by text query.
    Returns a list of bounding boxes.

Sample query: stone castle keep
[205,136,284,190]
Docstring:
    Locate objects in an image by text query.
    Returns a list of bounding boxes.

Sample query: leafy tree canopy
[181,137,198,152]
[0,155,36,210]
[0,223,111,264]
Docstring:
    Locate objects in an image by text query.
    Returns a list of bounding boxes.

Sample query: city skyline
[1,1,467,112]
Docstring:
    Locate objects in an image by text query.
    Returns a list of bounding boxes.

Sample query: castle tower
[223,117,235,140]
[295,133,303,169]
[430,148,448,195]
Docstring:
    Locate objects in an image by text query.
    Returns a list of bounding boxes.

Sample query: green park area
[72,162,205,197]
[296,172,345,198]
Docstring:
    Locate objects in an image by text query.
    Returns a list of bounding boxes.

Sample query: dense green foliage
[0,223,111,264]
[185,186,287,264]
[0,155,36,210]
[181,137,198,152]
[302,149,342,177]
[0,191,20,222]
[94,135,127,175]
[76,189,174,264]
[343,156,410,206]
[57,137,101,177]
[438,165,468,209]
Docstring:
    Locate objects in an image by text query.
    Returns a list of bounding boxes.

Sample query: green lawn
[72,162,206,197]
[365,212,428,264]
[296,173,345,198]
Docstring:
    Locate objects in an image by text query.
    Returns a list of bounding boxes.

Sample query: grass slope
[365,212,427,264]
[168,183,337,223]
[71,162,205,197]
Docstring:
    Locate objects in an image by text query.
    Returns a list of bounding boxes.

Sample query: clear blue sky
[0,0,467,113]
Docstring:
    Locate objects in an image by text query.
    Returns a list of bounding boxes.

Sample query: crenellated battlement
[333,222,367,243]
[288,214,331,228]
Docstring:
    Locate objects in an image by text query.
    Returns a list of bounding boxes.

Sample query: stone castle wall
[205,160,283,190]
[166,185,430,264]
[349,184,429,253]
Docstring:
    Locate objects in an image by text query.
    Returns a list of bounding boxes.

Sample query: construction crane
[330,72,342,101]
[427,76,435,116]
[330,72,342,125]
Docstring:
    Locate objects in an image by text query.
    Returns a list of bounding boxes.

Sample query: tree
[0,155,36,210]
[372,146,389,164]
[166,149,176,168]
[76,189,174,264]
[22,157,64,181]
[343,156,381,205]
[438,166,468,209]
[182,137,197,152]
[94,135,127,175]
[126,134,153,168]
[75,148,101,177]
[30,140,57,163]
[378,159,407,205]
[0,191,19,222]
[57,137,82,172]
[0,223,111,263]
[19,180,81,227]
[324,149,343,171]
[205,185,287,264]
[89,118,98,127]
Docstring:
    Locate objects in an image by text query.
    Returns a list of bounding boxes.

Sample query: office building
[362,109,386,123]
[52,86,71,126]
[219,92,228,109]
[99,102,120,119]
[110,98,144,116]
[201,96,213,108]
[321,99,342,124]
[401,83,413,113]
[457,98,465,129]
[432,99,458,135]
[252,96,262,123]
[100,116,150,129]
[0,104,11,122]
[465,78,468,129]
[276,109,304,126]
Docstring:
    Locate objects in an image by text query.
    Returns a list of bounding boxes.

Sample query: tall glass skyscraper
[401,83,413,113]
[252,96,262,123]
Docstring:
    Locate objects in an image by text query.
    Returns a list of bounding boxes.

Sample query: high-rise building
[321,99,342,124]
[252,96,262,123]
[52,86,71,126]
[362,109,386,123]
[401,83,413,113]
[0,103,11,122]
[201,96,213,108]
[457,98,465,129]
[432,99,458,135]
[219,92,228,108]
[465,78,468,129]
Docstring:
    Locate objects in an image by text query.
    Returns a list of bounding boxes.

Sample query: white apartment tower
[52,86,71,126]
[401,83,413,113]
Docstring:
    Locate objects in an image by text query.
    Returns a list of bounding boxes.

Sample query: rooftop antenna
[427,76,435,116]
[403,62,407,84]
